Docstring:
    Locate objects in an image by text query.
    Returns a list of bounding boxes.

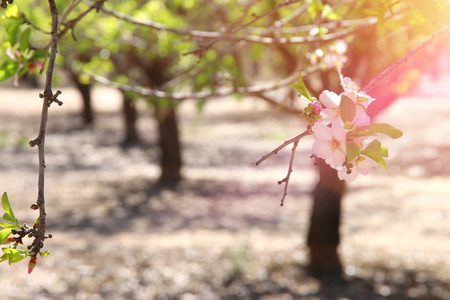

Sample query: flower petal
[319,90,340,109]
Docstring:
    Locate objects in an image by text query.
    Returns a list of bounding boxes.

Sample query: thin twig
[81,0,401,46]
[28,0,62,261]
[183,0,302,57]
[161,41,248,90]
[362,25,449,92]
[256,129,311,166]
[278,140,300,206]
[58,0,106,40]
[255,128,312,206]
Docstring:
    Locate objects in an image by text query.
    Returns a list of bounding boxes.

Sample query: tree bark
[155,106,182,185]
[307,159,346,277]
[121,92,141,145]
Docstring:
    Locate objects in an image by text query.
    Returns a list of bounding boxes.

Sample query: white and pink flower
[311,121,347,170]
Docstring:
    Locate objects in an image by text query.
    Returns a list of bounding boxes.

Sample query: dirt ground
[0,72,450,300]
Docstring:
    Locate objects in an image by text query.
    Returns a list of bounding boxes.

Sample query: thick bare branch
[88,65,322,100]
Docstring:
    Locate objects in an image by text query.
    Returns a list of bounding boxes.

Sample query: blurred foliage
[0,0,448,102]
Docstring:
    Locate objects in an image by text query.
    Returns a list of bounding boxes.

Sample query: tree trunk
[79,83,93,125]
[122,92,141,145]
[155,105,182,185]
[307,159,346,277]
[68,71,94,126]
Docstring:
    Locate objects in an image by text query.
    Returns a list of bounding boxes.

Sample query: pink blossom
[318,90,340,109]
[28,61,44,73]
[338,68,375,109]
[311,121,347,169]
[318,89,371,129]
[309,102,322,115]
[337,156,378,182]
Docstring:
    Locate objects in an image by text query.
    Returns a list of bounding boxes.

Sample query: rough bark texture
[121,92,141,145]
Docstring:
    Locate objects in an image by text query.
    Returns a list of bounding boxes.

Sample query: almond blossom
[337,154,379,182]
[311,121,347,169]
[338,68,375,109]
[305,69,402,181]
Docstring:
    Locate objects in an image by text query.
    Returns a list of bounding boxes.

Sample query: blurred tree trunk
[122,92,141,145]
[78,82,93,126]
[155,105,182,185]
[67,70,94,126]
[307,159,345,277]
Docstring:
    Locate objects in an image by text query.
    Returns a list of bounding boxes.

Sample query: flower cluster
[295,69,402,182]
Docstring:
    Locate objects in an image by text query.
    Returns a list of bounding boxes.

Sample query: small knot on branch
[29,138,40,147]
[94,0,106,12]
[183,48,204,63]
[52,90,63,105]
[43,90,63,107]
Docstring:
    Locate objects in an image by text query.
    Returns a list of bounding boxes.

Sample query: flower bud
[309,102,322,115]
[28,257,37,274]
[2,237,15,245]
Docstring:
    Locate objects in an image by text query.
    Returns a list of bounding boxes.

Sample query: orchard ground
[0,72,450,299]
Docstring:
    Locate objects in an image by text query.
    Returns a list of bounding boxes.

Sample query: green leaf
[349,130,377,138]
[1,248,26,264]
[0,60,20,82]
[346,140,360,163]
[360,123,403,139]
[9,252,26,263]
[380,145,389,157]
[361,139,389,171]
[290,74,312,101]
[1,193,19,226]
[0,254,8,263]
[19,27,32,53]
[0,228,12,245]
[0,221,19,229]
[7,22,20,46]
[340,95,356,123]
[5,4,19,18]
[32,49,48,60]
[2,213,14,223]
[39,251,50,257]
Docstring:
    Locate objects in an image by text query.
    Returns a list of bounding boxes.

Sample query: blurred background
[1,0,450,299]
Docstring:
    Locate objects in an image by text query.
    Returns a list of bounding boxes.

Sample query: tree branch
[28,0,62,263]
[256,128,312,206]
[88,64,322,100]
[256,129,311,166]
[278,140,299,206]
[363,25,449,92]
